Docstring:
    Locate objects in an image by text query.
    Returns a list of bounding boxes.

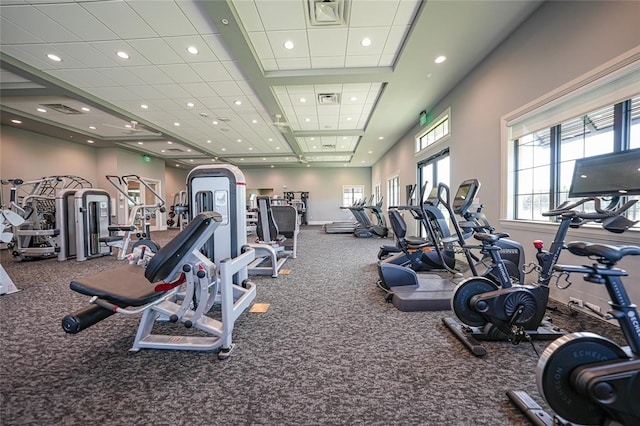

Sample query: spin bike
[508,240,640,426]
[443,197,637,356]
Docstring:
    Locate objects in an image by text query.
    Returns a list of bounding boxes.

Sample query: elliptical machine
[443,196,638,356]
[508,240,640,426]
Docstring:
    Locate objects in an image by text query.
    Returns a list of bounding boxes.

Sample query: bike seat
[474,232,509,244]
[566,241,640,264]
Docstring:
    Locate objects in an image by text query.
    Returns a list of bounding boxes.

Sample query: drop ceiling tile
[190,62,233,82]
[159,64,202,84]
[267,30,309,59]
[345,55,380,67]
[350,0,399,27]
[80,1,157,38]
[378,54,395,66]
[89,86,141,101]
[221,61,246,81]
[253,0,306,30]
[35,3,118,41]
[383,25,410,56]
[126,66,174,85]
[201,34,233,61]
[308,28,347,57]
[339,104,365,115]
[127,39,184,65]
[153,84,192,99]
[317,105,341,115]
[276,57,311,69]
[261,59,279,71]
[164,35,219,62]
[0,17,43,44]
[54,43,119,68]
[1,5,80,42]
[313,84,343,94]
[394,0,421,25]
[209,81,243,96]
[127,1,197,36]
[248,32,275,60]
[200,97,228,109]
[180,82,219,98]
[230,0,263,31]
[96,68,146,86]
[346,26,388,56]
[126,85,167,100]
[90,40,150,66]
[311,56,345,69]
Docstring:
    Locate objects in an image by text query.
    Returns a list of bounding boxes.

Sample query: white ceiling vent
[322,144,336,150]
[318,93,340,105]
[40,103,83,114]
[167,148,184,153]
[306,0,348,27]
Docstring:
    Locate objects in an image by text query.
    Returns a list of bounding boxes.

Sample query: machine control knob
[592,382,616,404]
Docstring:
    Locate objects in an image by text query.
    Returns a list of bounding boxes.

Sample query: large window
[387,175,399,209]
[512,95,639,224]
[374,183,382,205]
[342,185,364,207]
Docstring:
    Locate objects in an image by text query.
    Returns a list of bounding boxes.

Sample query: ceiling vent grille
[318,93,340,105]
[306,0,348,27]
[322,144,336,150]
[167,148,184,153]
[40,103,83,114]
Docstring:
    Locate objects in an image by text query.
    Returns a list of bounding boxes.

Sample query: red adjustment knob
[533,240,544,249]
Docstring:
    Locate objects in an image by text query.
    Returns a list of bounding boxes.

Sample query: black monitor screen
[569,148,640,197]
[452,179,480,211]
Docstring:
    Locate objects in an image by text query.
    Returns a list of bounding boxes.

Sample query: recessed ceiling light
[300,97,306,103]
[189,159,194,162]
[270,165,274,168]
[236,139,242,142]
[141,104,148,109]
[167,141,173,144]
[187,46,199,55]
[252,119,258,124]
[212,120,218,125]
[11,119,22,124]
[284,40,294,50]
[305,118,311,122]
[310,137,315,141]
[87,140,94,144]
[307,164,310,167]
[187,102,194,107]
[240,158,244,161]
[346,117,352,121]
[249,147,253,150]
[174,122,180,126]
[207,140,212,143]
[378,136,384,140]
[222,148,226,151]
[89,126,96,130]
[161,150,166,153]
[350,96,357,101]
[138,142,143,145]
[47,53,62,62]
[125,124,132,129]
[234,100,242,106]
[361,38,372,47]
[37,108,47,113]
[434,55,446,64]
[187,149,192,152]
[116,51,130,59]
[262,157,266,161]
[276,146,280,150]
[81,107,90,112]
[312,146,317,149]
[176,164,180,167]
[361,160,365,163]
[368,150,373,154]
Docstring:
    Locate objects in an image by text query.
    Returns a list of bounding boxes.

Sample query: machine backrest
[145,211,222,283]
[388,209,407,239]
[271,205,298,238]
[256,196,280,241]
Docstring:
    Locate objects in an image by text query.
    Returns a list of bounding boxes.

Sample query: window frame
[416,108,451,154]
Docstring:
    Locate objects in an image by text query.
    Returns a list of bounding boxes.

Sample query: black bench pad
[70,264,164,307]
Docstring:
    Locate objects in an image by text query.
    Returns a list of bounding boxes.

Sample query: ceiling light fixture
[284,40,295,50]
[81,107,90,112]
[236,139,242,142]
[269,138,273,142]
[300,97,306,103]
[361,38,372,47]
[305,118,311,122]
[222,148,226,151]
[47,53,62,62]
[174,122,180,126]
[276,147,280,150]
[138,142,143,145]
[37,108,47,113]
[234,100,242,106]
[11,119,22,124]
[87,140,94,144]
[187,149,192,152]
[161,150,166,153]
[350,96,357,101]
[212,121,218,125]
[249,147,253,150]
[125,124,132,128]
[252,119,258,124]
[89,126,96,130]
[141,104,148,109]
[378,136,384,140]
[207,140,212,143]
[187,46,199,55]
[187,102,194,107]
[167,141,173,144]
[434,55,446,64]
[270,165,274,168]
[116,51,130,59]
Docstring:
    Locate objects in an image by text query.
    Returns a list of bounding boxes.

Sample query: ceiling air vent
[318,93,340,105]
[40,103,83,114]
[167,148,184,153]
[322,144,336,150]
[306,0,348,27]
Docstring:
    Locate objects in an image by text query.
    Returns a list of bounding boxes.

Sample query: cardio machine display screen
[569,148,640,197]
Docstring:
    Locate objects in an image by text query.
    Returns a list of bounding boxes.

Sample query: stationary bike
[508,240,640,426]
[443,197,637,356]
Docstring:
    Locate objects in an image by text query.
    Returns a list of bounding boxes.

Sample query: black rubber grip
[61,305,115,334]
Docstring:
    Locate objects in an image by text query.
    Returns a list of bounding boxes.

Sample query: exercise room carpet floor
[0,226,627,425]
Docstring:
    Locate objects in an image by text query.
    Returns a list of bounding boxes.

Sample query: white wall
[372,0,640,314]
[242,167,371,224]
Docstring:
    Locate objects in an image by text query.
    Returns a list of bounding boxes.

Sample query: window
[416,109,450,153]
[511,95,639,225]
[418,148,450,201]
[342,185,364,207]
[374,183,382,204]
[387,175,399,209]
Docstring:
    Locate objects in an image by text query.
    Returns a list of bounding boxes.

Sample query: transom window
[416,109,450,153]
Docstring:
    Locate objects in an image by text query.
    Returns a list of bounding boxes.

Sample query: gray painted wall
[372,0,640,313]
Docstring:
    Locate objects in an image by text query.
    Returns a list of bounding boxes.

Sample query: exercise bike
[443,197,637,356]
[508,240,640,426]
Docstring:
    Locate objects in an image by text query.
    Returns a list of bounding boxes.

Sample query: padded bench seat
[70,264,165,307]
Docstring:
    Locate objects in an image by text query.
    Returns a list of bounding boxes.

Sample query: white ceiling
[0,0,542,169]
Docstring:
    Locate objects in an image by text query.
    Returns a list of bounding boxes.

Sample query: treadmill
[377,179,482,311]
[324,196,373,234]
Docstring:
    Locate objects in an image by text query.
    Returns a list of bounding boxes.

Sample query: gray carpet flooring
[0,226,626,425]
